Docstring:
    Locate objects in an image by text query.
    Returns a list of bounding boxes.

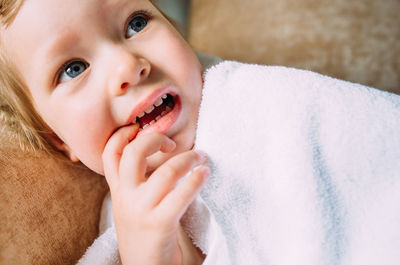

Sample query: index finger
[118,131,176,189]
[102,123,140,189]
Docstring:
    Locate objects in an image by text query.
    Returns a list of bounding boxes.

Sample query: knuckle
[153,211,177,227]
[163,164,179,177]
[123,132,164,153]
[187,150,205,164]
[131,204,146,217]
[121,140,136,156]
[190,150,202,161]
[136,212,168,229]
[150,131,164,138]
[144,131,164,141]
[178,150,199,165]
[121,140,141,160]
[148,216,166,227]
[189,171,204,188]
[117,195,144,215]
[183,150,195,158]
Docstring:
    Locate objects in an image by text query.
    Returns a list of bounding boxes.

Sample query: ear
[47,133,80,162]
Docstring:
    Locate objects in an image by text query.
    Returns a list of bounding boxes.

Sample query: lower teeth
[139,105,173,130]
[136,94,174,131]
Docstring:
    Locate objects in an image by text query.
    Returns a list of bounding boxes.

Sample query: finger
[102,123,140,189]
[119,132,176,189]
[143,150,207,207]
[158,165,210,221]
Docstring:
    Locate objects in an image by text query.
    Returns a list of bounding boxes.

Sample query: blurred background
[153,0,399,93]
[153,0,190,36]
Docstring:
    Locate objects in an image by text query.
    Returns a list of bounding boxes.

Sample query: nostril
[121,82,129,89]
[140,67,148,77]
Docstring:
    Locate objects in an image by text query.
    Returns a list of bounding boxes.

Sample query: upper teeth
[154,98,163,107]
[134,93,170,122]
[144,105,155,114]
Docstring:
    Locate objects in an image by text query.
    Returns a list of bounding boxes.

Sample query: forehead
[1,0,151,84]
[5,0,140,36]
[2,0,156,54]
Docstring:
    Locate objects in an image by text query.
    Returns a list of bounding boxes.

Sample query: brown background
[0,122,108,265]
[188,0,400,94]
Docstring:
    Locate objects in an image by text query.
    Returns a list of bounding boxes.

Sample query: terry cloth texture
[190,61,400,264]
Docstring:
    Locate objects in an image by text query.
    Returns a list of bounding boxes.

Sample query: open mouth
[134,93,176,130]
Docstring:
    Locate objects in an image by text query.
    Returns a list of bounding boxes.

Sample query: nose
[108,49,151,96]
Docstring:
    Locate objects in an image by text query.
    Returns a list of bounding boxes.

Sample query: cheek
[165,41,203,102]
[66,118,109,173]
[173,44,202,83]
[50,103,112,173]
[152,25,203,86]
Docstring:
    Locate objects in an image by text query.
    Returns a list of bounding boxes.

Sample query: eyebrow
[42,0,132,64]
[40,29,82,85]
[40,0,140,83]
[43,31,81,64]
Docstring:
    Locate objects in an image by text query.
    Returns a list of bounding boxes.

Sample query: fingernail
[195,150,208,161]
[129,123,140,134]
[128,123,140,141]
[201,166,211,178]
[167,138,176,151]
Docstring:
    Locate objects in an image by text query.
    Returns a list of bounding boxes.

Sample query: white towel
[78,61,400,265]
[187,61,400,264]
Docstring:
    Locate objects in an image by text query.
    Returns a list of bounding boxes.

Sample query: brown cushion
[0,123,108,264]
[188,0,400,94]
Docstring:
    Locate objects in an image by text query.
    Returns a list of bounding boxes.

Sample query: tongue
[139,103,167,128]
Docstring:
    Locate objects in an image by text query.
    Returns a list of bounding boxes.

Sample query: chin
[84,159,106,176]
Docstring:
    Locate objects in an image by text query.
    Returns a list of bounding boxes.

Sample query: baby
[1,0,209,264]
[4,0,400,264]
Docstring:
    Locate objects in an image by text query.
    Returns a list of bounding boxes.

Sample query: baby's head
[0,0,203,175]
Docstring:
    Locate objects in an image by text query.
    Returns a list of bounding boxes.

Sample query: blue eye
[59,60,87,83]
[126,13,149,38]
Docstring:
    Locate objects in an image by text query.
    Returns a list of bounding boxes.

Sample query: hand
[102,124,209,265]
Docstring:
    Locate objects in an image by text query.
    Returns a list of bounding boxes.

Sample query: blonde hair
[0,0,182,157]
[0,0,23,26]
[0,52,56,151]
[0,0,61,157]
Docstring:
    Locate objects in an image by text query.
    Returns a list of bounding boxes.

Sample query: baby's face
[2,0,203,174]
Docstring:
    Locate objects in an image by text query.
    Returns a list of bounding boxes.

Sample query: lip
[126,86,176,125]
[125,86,181,137]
